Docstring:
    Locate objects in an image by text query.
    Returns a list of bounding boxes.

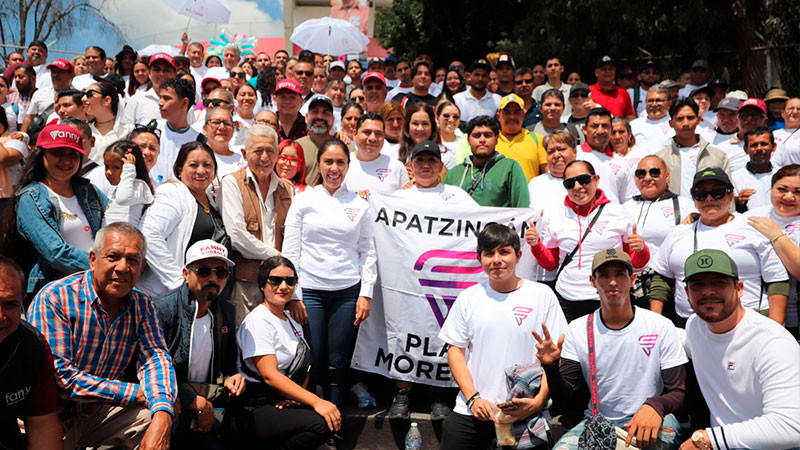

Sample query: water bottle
[405,422,422,450]
[350,382,376,408]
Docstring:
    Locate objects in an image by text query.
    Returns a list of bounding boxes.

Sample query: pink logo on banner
[512,306,533,326]
[662,206,674,218]
[725,234,746,247]
[376,168,392,181]
[440,192,455,201]
[593,221,609,235]
[413,249,481,326]
[639,334,659,356]
[344,208,360,221]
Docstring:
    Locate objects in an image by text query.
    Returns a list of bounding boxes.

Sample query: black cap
[469,58,491,73]
[692,167,732,190]
[595,55,615,68]
[307,94,333,111]
[691,59,711,70]
[617,67,635,78]
[640,60,658,72]
[570,82,590,94]
[93,73,125,96]
[690,85,714,99]
[410,140,441,159]
[28,40,47,51]
[707,78,728,90]
[115,45,137,60]
[496,53,515,69]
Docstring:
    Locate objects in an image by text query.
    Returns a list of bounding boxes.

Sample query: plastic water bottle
[350,382,376,408]
[405,422,422,450]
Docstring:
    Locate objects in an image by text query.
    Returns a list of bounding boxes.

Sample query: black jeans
[440,412,549,450]
[223,402,332,449]
[558,298,600,323]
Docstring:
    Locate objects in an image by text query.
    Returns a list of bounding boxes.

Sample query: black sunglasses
[690,187,731,201]
[563,174,594,189]
[231,72,246,79]
[267,276,297,286]
[570,92,589,99]
[634,168,662,179]
[190,266,230,279]
[514,78,533,85]
[294,70,313,77]
[133,120,162,139]
[350,95,365,102]
[203,98,231,108]
[82,89,102,98]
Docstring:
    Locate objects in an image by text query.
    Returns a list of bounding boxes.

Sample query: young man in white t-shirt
[439,223,567,450]
[343,112,409,195]
[535,249,687,450]
[732,126,776,213]
[681,249,800,450]
[153,77,203,183]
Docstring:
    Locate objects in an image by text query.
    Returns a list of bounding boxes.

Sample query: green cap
[591,248,633,274]
[683,249,739,282]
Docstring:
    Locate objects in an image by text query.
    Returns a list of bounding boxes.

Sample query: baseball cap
[725,90,748,101]
[362,71,386,86]
[46,57,74,73]
[328,61,345,73]
[707,78,728,90]
[715,97,741,112]
[149,52,176,69]
[496,53,515,69]
[410,140,441,159]
[384,55,398,65]
[660,79,684,89]
[368,57,384,68]
[689,86,714,99]
[469,59,491,73]
[595,55,615,68]
[185,239,235,267]
[499,93,525,110]
[691,167,732,190]
[738,98,767,115]
[691,59,711,70]
[591,248,633,274]
[201,77,221,90]
[93,73,125,95]
[617,67,635,78]
[640,60,658,72]
[764,88,789,102]
[683,249,738,282]
[570,82,590,95]
[307,93,333,111]
[36,123,85,155]
[274,78,301,95]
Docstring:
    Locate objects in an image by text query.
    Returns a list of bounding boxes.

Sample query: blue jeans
[554,413,680,450]
[302,282,360,406]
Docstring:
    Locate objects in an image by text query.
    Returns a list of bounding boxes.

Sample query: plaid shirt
[6,91,32,117]
[27,271,176,416]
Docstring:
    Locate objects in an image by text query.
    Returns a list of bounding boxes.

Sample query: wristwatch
[692,430,708,449]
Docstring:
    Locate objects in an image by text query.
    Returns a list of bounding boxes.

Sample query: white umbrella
[161,0,231,27]
[139,44,180,56]
[290,17,369,56]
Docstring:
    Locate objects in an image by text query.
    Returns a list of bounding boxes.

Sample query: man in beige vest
[220,125,293,325]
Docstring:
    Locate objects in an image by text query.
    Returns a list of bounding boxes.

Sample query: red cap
[46,57,74,73]
[36,123,85,155]
[363,71,386,86]
[738,98,767,115]
[201,77,221,89]
[149,52,176,69]
[274,78,301,95]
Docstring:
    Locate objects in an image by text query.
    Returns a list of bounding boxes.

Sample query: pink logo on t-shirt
[638,334,659,356]
[376,168,392,182]
[344,208,360,221]
[440,192,455,201]
[592,221,608,235]
[609,163,622,175]
[662,206,674,218]
[512,306,533,326]
[689,155,698,164]
[785,223,800,235]
[725,234,746,247]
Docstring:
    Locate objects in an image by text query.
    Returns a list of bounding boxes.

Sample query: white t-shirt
[438,280,568,416]
[71,73,97,91]
[732,165,774,211]
[380,140,400,161]
[25,85,55,116]
[575,149,635,203]
[686,309,800,450]
[678,144,701,200]
[188,313,213,383]
[392,183,477,206]
[715,139,748,173]
[4,139,27,187]
[623,195,696,259]
[48,187,94,252]
[540,202,636,300]
[630,115,674,154]
[153,119,202,184]
[2,102,17,132]
[562,307,688,420]
[237,304,305,381]
[214,150,247,179]
[650,215,789,317]
[772,127,800,167]
[343,153,409,194]
[528,172,567,215]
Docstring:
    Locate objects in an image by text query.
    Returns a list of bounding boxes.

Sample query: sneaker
[350,382,376,409]
[430,401,451,421]
[388,388,411,419]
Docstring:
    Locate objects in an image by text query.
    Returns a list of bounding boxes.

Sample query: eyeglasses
[82,89,102,98]
[350,96,365,102]
[294,70,313,77]
[208,119,234,128]
[133,120,162,139]
[190,266,230,279]
[230,72,246,79]
[514,78,533,85]
[254,118,278,128]
[278,154,302,164]
[570,92,589,99]
[203,98,231,108]
[563,174,594,189]
[690,187,731,201]
[634,168,662,179]
[266,275,297,286]
[645,98,666,104]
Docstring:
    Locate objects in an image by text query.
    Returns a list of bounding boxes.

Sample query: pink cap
[36,124,85,155]
[363,71,386,86]
[46,57,74,73]
[149,52,176,69]
[274,78,301,95]
[738,98,767,115]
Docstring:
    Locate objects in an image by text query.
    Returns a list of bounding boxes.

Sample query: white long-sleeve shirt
[282,185,377,298]
[104,163,154,228]
[219,169,280,260]
[686,309,800,450]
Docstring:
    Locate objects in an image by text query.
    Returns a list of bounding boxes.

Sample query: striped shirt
[27,271,176,416]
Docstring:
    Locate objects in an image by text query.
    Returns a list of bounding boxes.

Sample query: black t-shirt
[393,92,438,109]
[188,200,226,250]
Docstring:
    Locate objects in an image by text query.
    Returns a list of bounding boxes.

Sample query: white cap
[184,239,235,267]
[725,90,748,101]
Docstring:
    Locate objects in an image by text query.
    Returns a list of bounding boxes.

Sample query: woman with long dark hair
[83,80,133,165]
[127,57,151,97]
[398,102,438,164]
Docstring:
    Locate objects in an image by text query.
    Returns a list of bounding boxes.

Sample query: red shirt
[590,83,635,118]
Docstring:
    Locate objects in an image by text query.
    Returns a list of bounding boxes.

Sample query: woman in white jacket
[282,137,377,406]
[138,141,230,296]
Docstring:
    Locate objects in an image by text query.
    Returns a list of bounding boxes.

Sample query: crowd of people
[0,36,799,450]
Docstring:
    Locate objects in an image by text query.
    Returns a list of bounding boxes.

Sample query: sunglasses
[634,168,662,179]
[350,96,365,102]
[203,98,231,108]
[563,174,594,189]
[690,187,731,201]
[294,70,313,77]
[267,275,297,286]
[190,266,230,279]
[231,72,246,79]
[570,92,589,99]
[641,69,659,75]
[441,113,460,120]
[514,78,533,85]
[278,155,302,163]
[82,89,102,98]
[133,121,162,139]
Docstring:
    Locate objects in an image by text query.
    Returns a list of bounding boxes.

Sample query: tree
[0,0,122,56]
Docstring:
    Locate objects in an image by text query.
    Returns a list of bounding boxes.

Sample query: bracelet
[771,233,786,244]
[466,392,481,409]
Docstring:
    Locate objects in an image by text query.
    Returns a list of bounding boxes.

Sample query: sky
[40,0,285,58]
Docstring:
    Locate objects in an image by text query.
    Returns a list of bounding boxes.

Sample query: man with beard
[454,59,501,124]
[680,249,800,450]
[731,127,776,212]
[495,93,546,182]
[7,63,36,125]
[362,72,388,114]
[153,240,242,448]
[716,98,768,173]
[710,97,741,147]
[26,40,51,89]
[628,60,661,117]
[296,94,337,186]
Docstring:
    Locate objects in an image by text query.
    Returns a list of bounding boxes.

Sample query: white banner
[351,194,540,387]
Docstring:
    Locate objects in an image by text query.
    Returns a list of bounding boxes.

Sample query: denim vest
[15,178,107,293]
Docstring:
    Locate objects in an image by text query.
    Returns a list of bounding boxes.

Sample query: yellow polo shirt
[496,130,547,181]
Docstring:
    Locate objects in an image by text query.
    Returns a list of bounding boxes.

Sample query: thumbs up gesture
[629,223,645,253]
[525,220,540,246]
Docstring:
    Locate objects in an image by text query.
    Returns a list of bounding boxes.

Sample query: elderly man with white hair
[220,125,295,325]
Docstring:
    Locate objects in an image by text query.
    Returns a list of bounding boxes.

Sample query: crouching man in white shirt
[438,223,568,450]
[680,249,800,450]
[536,248,687,450]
